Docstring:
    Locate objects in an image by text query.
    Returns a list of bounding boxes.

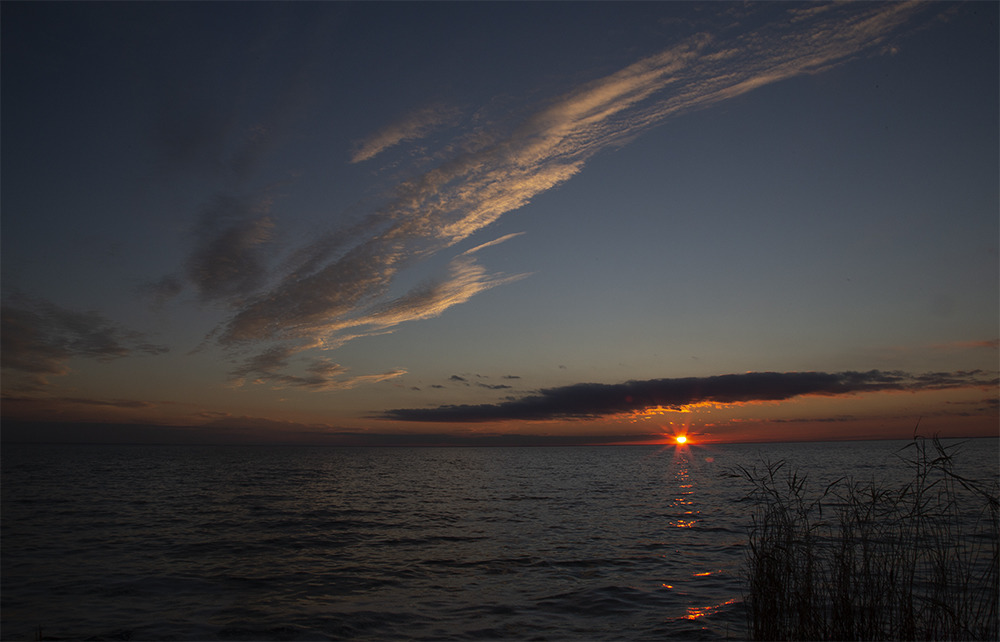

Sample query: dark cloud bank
[382,370,997,423]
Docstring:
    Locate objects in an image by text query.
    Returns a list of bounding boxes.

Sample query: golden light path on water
[652,427,739,630]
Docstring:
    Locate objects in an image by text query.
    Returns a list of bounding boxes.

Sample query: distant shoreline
[2,419,997,449]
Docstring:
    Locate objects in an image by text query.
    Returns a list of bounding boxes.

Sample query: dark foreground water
[3,439,997,641]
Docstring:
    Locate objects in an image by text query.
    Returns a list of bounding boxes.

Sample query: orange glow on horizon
[675,434,687,444]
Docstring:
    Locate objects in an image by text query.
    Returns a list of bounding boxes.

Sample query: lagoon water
[2,439,997,641]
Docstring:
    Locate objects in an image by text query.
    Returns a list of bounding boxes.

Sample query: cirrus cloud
[351,103,460,164]
[180,2,940,391]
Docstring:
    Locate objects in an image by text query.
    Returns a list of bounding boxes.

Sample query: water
[2,439,996,641]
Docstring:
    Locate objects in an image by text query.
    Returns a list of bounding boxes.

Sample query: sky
[2,1,997,446]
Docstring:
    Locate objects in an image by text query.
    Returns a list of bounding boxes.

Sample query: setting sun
[675,435,688,444]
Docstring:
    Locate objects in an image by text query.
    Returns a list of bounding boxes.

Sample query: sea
[2,438,997,641]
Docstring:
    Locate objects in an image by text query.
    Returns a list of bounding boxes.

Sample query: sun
[675,435,687,445]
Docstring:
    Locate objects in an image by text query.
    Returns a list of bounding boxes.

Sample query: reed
[739,435,999,641]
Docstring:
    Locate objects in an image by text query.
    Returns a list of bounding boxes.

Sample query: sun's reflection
[684,597,739,620]
[647,437,737,630]
[668,462,700,528]
[642,424,721,529]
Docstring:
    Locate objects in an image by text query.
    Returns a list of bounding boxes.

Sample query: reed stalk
[739,435,999,641]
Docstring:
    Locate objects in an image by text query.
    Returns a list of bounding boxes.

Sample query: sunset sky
[2,1,997,446]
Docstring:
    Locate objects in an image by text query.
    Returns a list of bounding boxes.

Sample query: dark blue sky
[2,1,996,444]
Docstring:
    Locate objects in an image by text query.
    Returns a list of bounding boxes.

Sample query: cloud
[186,194,275,302]
[931,339,1000,351]
[221,241,522,387]
[1,295,169,390]
[220,232,525,351]
[477,383,512,390]
[351,104,459,163]
[460,232,526,256]
[187,2,937,391]
[56,397,157,409]
[228,345,405,391]
[381,370,997,422]
[360,253,526,329]
[2,395,157,410]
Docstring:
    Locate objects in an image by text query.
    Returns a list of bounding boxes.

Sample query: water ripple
[3,440,995,640]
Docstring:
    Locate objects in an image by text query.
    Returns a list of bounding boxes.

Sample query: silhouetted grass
[739,435,998,641]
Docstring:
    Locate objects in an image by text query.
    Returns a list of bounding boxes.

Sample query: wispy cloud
[1,295,168,390]
[931,339,1000,351]
[381,370,997,422]
[351,104,459,163]
[360,252,526,330]
[184,2,937,391]
[228,345,406,391]
[217,228,527,385]
[57,397,157,409]
[2,395,157,410]
[186,194,275,302]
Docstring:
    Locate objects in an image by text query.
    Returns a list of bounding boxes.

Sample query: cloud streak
[190,2,937,390]
[186,194,275,302]
[351,104,459,163]
[227,346,406,391]
[1,295,168,390]
[381,370,997,422]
